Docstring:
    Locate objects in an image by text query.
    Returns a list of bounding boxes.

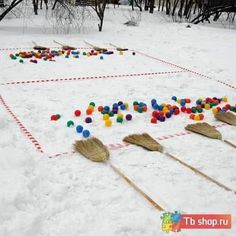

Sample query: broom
[109,43,128,51]
[123,133,235,194]
[74,137,165,211]
[84,41,108,53]
[215,111,236,126]
[53,40,76,50]
[185,122,236,149]
[32,41,48,50]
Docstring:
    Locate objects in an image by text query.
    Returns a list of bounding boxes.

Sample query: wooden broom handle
[223,139,236,149]
[108,162,165,211]
[164,152,234,193]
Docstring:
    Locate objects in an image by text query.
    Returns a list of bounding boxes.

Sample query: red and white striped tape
[1,71,185,86]
[0,47,92,51]
[0,95,44,153]
[48,123,228,159]
[134,50,236,90]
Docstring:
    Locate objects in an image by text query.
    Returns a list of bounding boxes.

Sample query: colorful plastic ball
[113,103,119,109]
[98,106,103,112]
[67,120,74,127]
[186,108,192,114]
[85,117,92,123]
[177,98,181,104]
[19,59,24,63]
[133,101,139,106]
[191,107,197,113]
[103,114,110,120]
[124,102,129,109]
[132,52,136,56]
[86,108,93,115]
[153,103,159,110]
[76,125,83,133]
[190,114,195,120]
[174,109,180,115]
[105,119,112,127]
[151,117,157,124]
[142,106,147,112]
[152,111,158,117]
[222,97,228,102]
[103,106,110,112]
[133,105,139,111]
[112,109,118,114]
[65,55,69,58]
[185,98,191,103]
[172,96,177,101]
[137,107,143,113]
[151,99,157,105]
[165,112,172,118]
[116,117,123,123]
[51,115,58,121]
[74,110,81,117]
[126,114,132,121]
[89,102,95,107]
[108,111,114,117]
[82,130,90,138]
[194,115,200,121]
[180,100,186,106]
[212,108,218,114]
[118,101,123,106]
[100,56,104,60]
[120,104,126,110]
[159,116,165,122]
[56,114,61,119]
[83,52,86,55]
[117,113,124,119]
[204,104,210,110]
[199,114,204,120]
[181,106,186,112]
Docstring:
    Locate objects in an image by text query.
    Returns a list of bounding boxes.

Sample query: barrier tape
[134,50,236,91]
[0,71,186,86]
[0,96,44,153]
[48,123,228,159]
[0,47,92,51]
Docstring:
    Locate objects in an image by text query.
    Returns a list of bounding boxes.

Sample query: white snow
[0,6,236,236]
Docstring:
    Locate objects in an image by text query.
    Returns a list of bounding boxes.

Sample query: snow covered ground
[0,6,236,236]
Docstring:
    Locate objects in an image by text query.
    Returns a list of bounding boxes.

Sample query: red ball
[86,108,93,115]
[151,117,157,124]
[225,104,231,110]
[199,114,204,120]
[152,111,159,118]
[74,110,81,117]
[174,109,180,115]
[186,108,192,114]
[181,106,186,112]
[51,115,58,121]
[190,114,195,120]
[98,106,103,112]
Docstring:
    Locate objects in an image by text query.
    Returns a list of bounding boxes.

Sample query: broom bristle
[123,133,163,152]
[215,111,236,126]
[185,122,222,139]
[74,137,109,162]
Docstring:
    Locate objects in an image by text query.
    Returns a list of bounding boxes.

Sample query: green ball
[11,56,17,60]
[56,114,61,119]
[89,102,95,107]
[43,58,47,61]
[116,117,123,123]
[133,101,139,106]
[108,111,114,117]
[197,108,203,113]
[67,120,74,127]
[15,53,19,57]
[101,110,108,114]
[19,59,24,63]
[137,107,143,113]
[191,107,197,113]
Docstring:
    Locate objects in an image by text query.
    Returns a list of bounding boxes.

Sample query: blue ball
[120,104,126,110]
[166,112,172,118]
[118,101,123,106]
[153,103,159,110]
[113,103,119,108]
[100,56,104,60]
[104,106,110,112]
[172,96,177,101]
[180,100,186,106]
[76,125,83,133]
[82,130,90,138]
[151,99,157,105]
[158,105,163,111]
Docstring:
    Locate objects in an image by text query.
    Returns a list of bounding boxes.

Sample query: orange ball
[86,108,93,115]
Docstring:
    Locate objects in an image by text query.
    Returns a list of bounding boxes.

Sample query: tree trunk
[0,0,23,21]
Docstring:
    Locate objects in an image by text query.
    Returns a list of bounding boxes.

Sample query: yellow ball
[161,103,166,107]
[103,114,110,120]
[222,97,228,102]
[124,102,129,109]
[212,108,218,114]
[117,113,124,119]
[163,107,169,113]
[105,119,112,127]
[194,114,200,121]
[177,99,181,104]
[204,104,210,110]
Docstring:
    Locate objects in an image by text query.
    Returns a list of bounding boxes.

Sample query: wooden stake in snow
[74,137,165,211]
[185,122,236,149]
[123,133,235,194]
[215,111,236,126]
[32,41,48,50]
[84,41,108,53]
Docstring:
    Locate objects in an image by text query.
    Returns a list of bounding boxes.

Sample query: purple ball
[126,114,132,121]
[85,117,92,123]
[159,116,165,122]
